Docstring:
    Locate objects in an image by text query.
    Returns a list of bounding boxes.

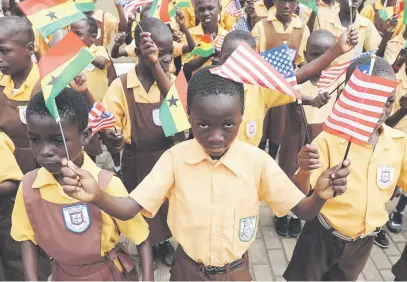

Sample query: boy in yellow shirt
[11,87,153,281]
[299,0,340,32]
[60,66,351,281]
[384,26,406,65]
[284,55,406,281]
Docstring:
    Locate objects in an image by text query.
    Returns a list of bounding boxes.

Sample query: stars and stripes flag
[323,65,397,145]
[122,0,154,15]
[210,43,301,100]
[224,0,244,17]
[232,16,251,31]
[214,35,225,51]
[261,44,299,91]
[88,102,116,135]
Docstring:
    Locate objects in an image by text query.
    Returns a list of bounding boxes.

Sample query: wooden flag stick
[297,100,312,145]
[329,80,345,96]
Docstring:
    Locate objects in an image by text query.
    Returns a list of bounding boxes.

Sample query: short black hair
[222,30,256,51]
[306,29,335,49]
[346,55,396,82]
[187,66,244,114]
[134,17,171,47]
[26,88,89,132]
[0,15,34,44]
[78,15,98,35]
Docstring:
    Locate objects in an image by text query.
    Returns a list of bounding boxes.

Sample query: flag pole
[298,100,312,144]
[329,80,345,96]
[51,100,71,161]
[349,0,353,26]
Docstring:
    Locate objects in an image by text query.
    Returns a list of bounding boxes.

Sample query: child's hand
[102,128,125,153]
[383,15,399,33]
[311,92,330,108]
[60,158,102,202]
[297,144,321,173]
[314,160,351,200]
[114,32,126,46]
[335,26,358,54]
[140,32,159,68]
[172,30,183,43]
[400,94,407,110]
[176,9,186,27]
[69,73,88,93]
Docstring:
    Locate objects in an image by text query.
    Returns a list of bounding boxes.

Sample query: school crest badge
[18,106,27,124]
[152,108,162,127]
[377,166,394,189]
[239,216,257,242]
[246,121,256,139]
[62,204,91,233]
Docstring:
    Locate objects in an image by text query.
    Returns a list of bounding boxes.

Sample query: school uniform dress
[384,31,407,64]
[360,0,405,38]
[92,9,120,48]
[130,139,306,281]
[102,68,173,245]
[237,84,295,147]
[299,1,340,31]
[279,80,340,180]
[252,11,310,147]
[11,154,149,281]
[284,127,407,281]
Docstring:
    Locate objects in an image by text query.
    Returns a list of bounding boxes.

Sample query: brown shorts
[284,216,374,281]
[169,245,252,281]
[393,243,407,280]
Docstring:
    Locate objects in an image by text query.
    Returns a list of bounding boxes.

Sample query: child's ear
[81,127,93,147]
[92,33,97,40]
[27,42,35,56]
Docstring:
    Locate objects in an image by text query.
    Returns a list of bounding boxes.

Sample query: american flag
[224,0,244,17]
[122,0,154,15]
[261,44,299,91]
[323,66,397,145]
[88,102,116,135]
[232,16,251,32]
[210,43,301,100]
[214,35,225,51]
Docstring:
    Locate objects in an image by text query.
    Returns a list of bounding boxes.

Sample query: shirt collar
[267,11,303,28]
[184,139,243,176]
[190,23,224,36]
[0,63,39,96]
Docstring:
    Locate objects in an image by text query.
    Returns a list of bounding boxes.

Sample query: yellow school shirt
[322,13,382,65]
[299,1,340,31]
[182,23,229,67]
[0,63,39,101]
[92,9,120,48]
[307,127,407,239]
[102,67,174,144]
[130,138,305,267]
[34,30,51,59]
[393,69,407,133]
[11,154,149,261]
[360,0,404,39]
[238,85,295,146]
[84,44,111,102]
[252,11,310,65]
[254,0,270,19]
[0,132,23,183]
[384,31,406,64]
[181,2,196,29]
[220,0,238,31]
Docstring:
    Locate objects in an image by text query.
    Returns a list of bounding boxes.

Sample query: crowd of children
[0,0,407,280]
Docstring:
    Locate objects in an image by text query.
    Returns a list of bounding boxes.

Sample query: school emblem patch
[18,106,27,124]
[246,121,256,139]
[239,216,257,242]
[152,108,162,127]
[62,204,91,233]
[377,166,394,189]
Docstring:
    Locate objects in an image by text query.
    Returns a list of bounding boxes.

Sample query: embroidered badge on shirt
[62,204,91,233]
[377,166,395,189]
[18,106,27,124]
[152,108,162,127]
[246,121,256,139]
[239,216,257,242]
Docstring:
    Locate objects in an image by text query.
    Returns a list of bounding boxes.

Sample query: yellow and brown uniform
[299,1,340,31]
[384,30,406,65]
[91,9,120,47]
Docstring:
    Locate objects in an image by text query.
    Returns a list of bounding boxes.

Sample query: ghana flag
[18,0,86,40]
[186,34,214,60]
[74,0,96,12]
[149,0,171,23]
[169,0,190,17]
[39,32,95,120]
[159,70,190,137]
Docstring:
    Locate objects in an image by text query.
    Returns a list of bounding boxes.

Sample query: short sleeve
[0,132,23,183]
[95,46,111,67]
[364,21,382,51]
[130,150,175,217]
[384,43,399,65]
[105,176,149,245]
[296,26,310,65]
[397,139,407,190]
[309,134,331,188]
[259,154,305,216]
[102,78,127,132]
[251,21,263,52]
[11,184,37,244]
[263,88,296,109]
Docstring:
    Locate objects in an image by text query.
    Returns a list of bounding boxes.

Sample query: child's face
[195,0,220,27]
[275,0,297,22]
[0,32,33,75]
[71,20,95,47]
[189,94,242,157]
[2,0,11,16]
[27,114,91,175]
[376,91,396,129]
[304,37,335,64]
[138,33,173,73]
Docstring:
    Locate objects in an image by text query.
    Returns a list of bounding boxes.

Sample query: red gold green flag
[169,0,190,17]
[18,0,86,40]
[39,32,95,120]
[74,0,96,12]
[186,34,214,60]
[149,0,171,23]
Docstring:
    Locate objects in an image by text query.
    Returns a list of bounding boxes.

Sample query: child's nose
[208,129,225,142]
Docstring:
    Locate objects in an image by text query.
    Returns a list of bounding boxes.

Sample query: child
[10,87,153,281]
[300,0,340,32]
[102,17,177,267]
[284,55,406,281]
[0,16,41,174]
[86,0,127,47]
[277,30,339,237]
[182,0,229,75]
[246,0,275,28]
[60,66,350,281]
[384,26,406,65]
[71,16,111,102]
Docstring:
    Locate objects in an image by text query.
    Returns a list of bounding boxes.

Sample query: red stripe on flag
[326,116,372,137]
[336,98,382,119]
[18,0,70,15]
[342,89,387,108]
[322,125,366,146]
[352,67,398,91]
[332,108,377,128]
[346,79,395,98]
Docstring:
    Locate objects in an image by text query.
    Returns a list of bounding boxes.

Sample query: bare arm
[0,180,19,199]
[22,241,39,281]
[115,2,127,32]
[386,108,407,127]
[291,191,326,220]
[92,56,108,70]
[136,238,154,281]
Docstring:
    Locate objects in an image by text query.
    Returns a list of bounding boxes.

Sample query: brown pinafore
[119,74,173,245]
[261,19,304,146]
[94,12,105,47]
[22,169,138,281]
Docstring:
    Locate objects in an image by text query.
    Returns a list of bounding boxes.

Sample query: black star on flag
[47,75,58,86]
[168,95,179,107]
[46,11,58,20]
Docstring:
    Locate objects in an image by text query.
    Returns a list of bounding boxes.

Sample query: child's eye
[198,123,209,129]
[53,137,64,145]
[0,48,10,55]
[224,123,234,129]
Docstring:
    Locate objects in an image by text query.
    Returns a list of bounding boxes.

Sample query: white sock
[114,165,121,172]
